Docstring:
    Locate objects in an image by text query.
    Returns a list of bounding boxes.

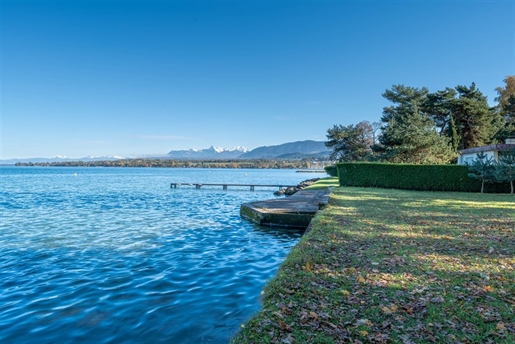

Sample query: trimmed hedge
[337,163,510,193]
[324,165,338,177]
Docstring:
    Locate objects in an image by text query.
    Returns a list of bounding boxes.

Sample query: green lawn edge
[233,187,515,343]
[304,177,339,190]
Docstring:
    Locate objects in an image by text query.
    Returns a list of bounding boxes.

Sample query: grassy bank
[304,177,339,190]
[234,187,514,343]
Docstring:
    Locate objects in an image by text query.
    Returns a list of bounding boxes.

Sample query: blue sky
[1,0,514,159]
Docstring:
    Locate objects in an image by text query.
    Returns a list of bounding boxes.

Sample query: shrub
[324,165,338,177]
[493,149,515,195]
[465,152,495,194]
[337,162,509,193]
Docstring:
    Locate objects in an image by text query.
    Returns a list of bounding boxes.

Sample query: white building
[457,138,515,165]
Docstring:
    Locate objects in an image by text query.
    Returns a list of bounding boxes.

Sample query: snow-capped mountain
[166,141,330,160]
[212,146,247,154]
[166,146,248,159]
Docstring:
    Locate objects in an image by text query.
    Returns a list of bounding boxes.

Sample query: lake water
[0,167,321,343]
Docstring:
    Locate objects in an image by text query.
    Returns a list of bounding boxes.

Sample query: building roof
[459,143,515,155]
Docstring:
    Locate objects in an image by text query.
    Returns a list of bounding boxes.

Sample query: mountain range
[166,140,330,160]
[1,140,331,164]
[166,146,248,159]
[238,140,330,159]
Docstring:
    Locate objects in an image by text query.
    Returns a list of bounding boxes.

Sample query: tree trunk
[511,181,514,195]
[481,180,484,194]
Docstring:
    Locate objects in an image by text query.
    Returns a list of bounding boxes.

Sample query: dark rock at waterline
[297,178,320,189]
[274,178,321,196]
[284,186,298,196]
[274,189,285,196]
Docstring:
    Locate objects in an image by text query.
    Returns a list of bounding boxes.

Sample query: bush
[324,165,338,177]
[337,162,509,193]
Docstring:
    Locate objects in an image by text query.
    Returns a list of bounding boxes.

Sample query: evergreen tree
[452,83,500,149]
[381,85,428,123]
[494,94,515,142]
[493,148,515,195]
[424,83,503,149]
[504,94,515,124]
[423,87,456,136]
[378,113,454,164]
[377,85,454,164]
[446,115,460,152]
[467,152,495,193]
[325,121,374,162]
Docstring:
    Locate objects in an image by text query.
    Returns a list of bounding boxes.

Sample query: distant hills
[1,140,331,164]
[0,155,124,165]
[238,140,330,159]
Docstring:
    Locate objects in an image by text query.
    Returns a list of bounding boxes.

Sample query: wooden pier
[170,183,295,191]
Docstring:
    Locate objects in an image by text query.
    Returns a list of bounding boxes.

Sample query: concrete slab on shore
[240,188,331,229]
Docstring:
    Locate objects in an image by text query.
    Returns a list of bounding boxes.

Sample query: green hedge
[324,165,338,177]
[337,163,510,193]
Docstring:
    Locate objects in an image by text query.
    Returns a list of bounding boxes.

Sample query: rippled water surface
[0,167,318,343]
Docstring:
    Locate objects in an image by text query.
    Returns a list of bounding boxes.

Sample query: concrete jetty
[240,188,331,229]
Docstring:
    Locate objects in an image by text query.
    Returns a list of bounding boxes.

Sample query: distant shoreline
[10,159,330,170]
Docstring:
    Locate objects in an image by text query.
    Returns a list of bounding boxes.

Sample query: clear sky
[1,0,514,159]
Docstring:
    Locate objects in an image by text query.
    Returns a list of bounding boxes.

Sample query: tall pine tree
[451,83,500,149]
[377,85,454,164]
[325,121,374,162]
[446,115,460,152]
[495,76,515,141]
[423,87,456,136]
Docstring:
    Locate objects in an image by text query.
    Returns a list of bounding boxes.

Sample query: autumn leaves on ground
[234,186,514,343]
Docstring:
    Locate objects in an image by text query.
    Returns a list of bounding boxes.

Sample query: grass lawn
[304,177,340,190]
[233,187,515,343]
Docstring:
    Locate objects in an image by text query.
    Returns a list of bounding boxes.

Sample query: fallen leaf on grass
[381,305,393,314]
[355,319,373,327]
[380,304,398,314]
[402,306,413,315]
[323,321,338,329]
[430,295,444,303]
[273,311,284,319]
[281,334,294,343]
[496,322,506,331]
[483,285,494,293]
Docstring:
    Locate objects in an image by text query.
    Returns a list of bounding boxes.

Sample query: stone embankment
[273,178,321,196]
[240,186,330,229]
